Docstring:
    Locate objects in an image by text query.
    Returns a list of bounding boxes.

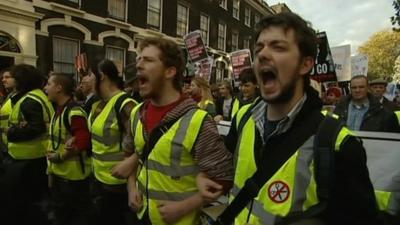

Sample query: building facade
[0,0,285,82]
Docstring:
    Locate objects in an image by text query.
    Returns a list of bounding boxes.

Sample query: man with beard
[201,12,380,225]
[125,37,233,225]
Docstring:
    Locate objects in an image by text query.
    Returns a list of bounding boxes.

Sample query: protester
[45,73,92,225]
[0,68,16,157]
[237,68,259,106]
[201,12,380,225]
[214,80,239,122]
[79,73,98,114]
[124,37,233,225]
[324,86,342,105]
[190,76,217,116]
[369,78,399,111]
[334,75,399,132]
[2,64,55,225]
[88,59,137,225]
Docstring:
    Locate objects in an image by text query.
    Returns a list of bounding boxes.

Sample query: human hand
[128,187,143,212]
[196,173,223,203]
[214,115,223,123]
[111,157,135,179]
[47,151,62,163]
[157,200,187,224]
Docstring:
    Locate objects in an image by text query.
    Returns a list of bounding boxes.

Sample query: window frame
[52,36,80,79]
[176,3,189,37]
[108,0,127,21]
[217,22,227,51]
[200,13,210,46]
[244,7,251,27]
[147,0,163,30]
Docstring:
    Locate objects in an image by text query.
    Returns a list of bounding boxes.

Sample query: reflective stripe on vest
[89,91,135,185]
[132,106,207,225]
[47,106,91,180]
[8,89,54,160]
[232,105,351,224]
[0,97,12,145]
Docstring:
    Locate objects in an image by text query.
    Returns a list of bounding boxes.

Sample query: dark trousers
[0,156,48,225]
[92,180,138,225]
[50,175,92,225]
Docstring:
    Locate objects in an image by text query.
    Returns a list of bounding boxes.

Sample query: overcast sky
[266,0,395,54]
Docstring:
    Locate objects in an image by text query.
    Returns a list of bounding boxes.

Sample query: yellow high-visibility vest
[8,89,54,160]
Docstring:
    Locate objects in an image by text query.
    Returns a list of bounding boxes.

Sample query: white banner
[351,54,369,77]
[331,45,351,81]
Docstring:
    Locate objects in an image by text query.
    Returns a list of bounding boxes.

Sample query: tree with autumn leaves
[358,30,400,80]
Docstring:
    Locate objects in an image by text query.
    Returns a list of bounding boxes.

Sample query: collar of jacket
[251,87,322,142]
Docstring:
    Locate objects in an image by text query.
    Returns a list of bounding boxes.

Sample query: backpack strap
[314,114,343,202]
[114,93,134,150]
[61,101,87,174]
[280,113,345,223]
[215,108,324,225]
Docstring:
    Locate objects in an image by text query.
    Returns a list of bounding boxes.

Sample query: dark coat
[334,94,400,132]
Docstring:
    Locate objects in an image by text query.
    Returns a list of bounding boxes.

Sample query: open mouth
[137,75,148,85]
[259,67,278,84]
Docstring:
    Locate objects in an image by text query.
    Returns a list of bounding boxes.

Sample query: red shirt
[144,96,185,134]
[55,105,91,151]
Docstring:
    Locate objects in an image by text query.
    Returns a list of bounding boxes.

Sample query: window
[147,0,162,30]
[232,31,239,51]
[244,7,251,26]
[218,22,226,51]
[243,37,250,49]
[53,37,79,76]
[176,4,189,37]
[233,0,240,19]
[108,0,126,20]
[106,46,125,75]
[219,0,227,9]
[254,14,260,25]
[200,13,210,46]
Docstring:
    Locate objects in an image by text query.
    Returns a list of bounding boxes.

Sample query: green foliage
[358,30,400,80]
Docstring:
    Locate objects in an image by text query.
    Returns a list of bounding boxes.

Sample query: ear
[56,84,63,93]
[299,56,314,76]
[100,72,105,81]
[164,67,177,80]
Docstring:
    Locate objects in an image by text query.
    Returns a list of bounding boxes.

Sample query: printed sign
[331,45,351,82]
[351,54,369,77]
[196,57,214,82]
[230,49,252,81]
[184,30,208,63]
[310,32,337,82]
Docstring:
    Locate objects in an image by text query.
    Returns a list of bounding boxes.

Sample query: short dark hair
[139,37,185,91]
[239,68,257,84]
[351,75,369,86]
[92,59,123,92]
[255,12,317,88]
[10,64,44,94]
[51,73,75,96]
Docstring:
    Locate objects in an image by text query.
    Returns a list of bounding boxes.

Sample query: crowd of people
[0,11,399,225]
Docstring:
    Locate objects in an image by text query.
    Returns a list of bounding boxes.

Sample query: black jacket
[82,94,99,115]
[334,94,400,132]
[226,88,380,225]
[382,96,399,112]
[215,96,237,121]
[7,92,48,142]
